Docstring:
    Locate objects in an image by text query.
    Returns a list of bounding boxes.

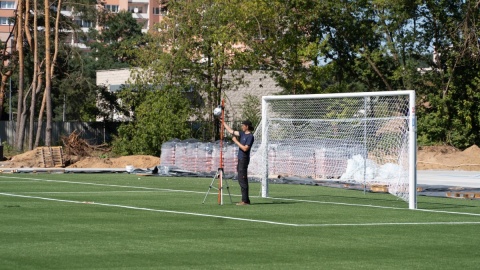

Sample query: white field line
[2,175,480,218]
[0,192,296,226]
[0,175,206,195]
[20,191,161,194]
[0,181,36,183]
[1,192,480,227]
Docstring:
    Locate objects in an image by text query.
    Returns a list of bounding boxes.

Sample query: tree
[88,10,144,70]
[241,94,261,129]
[27,0,40,150]
[10,0,102,149]
[14,0,25,150]
[130,0,257,140]
[414,0,480,148]
[112,88,191,156]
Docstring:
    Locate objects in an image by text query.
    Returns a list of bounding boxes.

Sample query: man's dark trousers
[237,157,250,204]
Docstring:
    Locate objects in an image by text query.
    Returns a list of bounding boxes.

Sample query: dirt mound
[67,155,160,169]
[417,145,480,170]
[0,148,159,169]
[5,149,38,167]
[462,144,480,156]
[418,145,460,154]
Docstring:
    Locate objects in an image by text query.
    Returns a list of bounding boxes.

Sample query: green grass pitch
[1,173,480,269]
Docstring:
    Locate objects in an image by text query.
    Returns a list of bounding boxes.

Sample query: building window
[153,6,167,15]
[105,5,119,13]
[0,1,15,9]
[0,17,12,25]
[74,19,94,28]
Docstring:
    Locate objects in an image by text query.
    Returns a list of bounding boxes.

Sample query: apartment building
[0,0,15,47]
[99,0,168,33]
[0,0,168,49]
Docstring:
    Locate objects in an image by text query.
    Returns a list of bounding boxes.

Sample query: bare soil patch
[417,145,480,171]
[0,149,159,169]
[67,155,160,169]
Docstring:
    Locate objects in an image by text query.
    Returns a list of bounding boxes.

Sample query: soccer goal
[248,90,417,209]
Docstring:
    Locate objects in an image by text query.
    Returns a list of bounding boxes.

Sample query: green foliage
[112,88,191,156]
[1,141,18,157]
[52,47,107,121]
[88,10,145,70]
[241,94,261,129]
[132,0,259,140]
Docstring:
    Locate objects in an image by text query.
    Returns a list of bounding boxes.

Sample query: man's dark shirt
[238,131,254,160]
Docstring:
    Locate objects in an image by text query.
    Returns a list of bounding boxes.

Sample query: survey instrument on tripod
[202,99,232,205]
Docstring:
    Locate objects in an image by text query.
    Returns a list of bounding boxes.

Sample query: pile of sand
[417,145,480,171]
[68,155,160,169]
[0,149,159,169]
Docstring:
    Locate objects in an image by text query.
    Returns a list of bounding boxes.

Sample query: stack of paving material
[197,142,214,173]
[223,144,238,174]
[159,139,178,167]
[36,146,65,168]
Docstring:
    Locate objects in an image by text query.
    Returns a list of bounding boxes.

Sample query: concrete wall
[96,68,283,122]
[221,70,280,122]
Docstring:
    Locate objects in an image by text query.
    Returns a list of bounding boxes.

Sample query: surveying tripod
[202,167,233,205]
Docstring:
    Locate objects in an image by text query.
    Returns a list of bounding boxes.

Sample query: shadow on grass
[418,201,480,210]
[271,194,480,210]
[250,201,297,205]
[275,193,401,204]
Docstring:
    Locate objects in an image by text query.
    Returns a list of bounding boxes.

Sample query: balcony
[131,12,148,20]
[128,0,149,3]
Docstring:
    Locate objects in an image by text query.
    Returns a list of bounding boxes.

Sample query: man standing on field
[224,120,255,205]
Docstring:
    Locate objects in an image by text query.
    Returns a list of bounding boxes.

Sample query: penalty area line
[1,192,479,227]
[0,192,297,227]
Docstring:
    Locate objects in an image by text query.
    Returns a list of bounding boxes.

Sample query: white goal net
[248,91,417,209]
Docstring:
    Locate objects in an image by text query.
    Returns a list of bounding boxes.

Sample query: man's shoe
[236,201,250,205]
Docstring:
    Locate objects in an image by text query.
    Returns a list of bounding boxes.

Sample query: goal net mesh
[248,93,413,202]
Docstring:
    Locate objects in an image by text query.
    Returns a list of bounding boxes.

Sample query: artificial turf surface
[1,173,480,269]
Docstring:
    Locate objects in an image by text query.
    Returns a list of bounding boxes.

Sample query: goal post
[249,90,417,209]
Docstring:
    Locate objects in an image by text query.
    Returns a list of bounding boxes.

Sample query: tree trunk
[364,51,393,91]
[42,0,62,147]
[18,85,32,149]
[51,0,62,76]
[44,0,52,146]
[34,92,46,148]
[14,0,25,151]
[28,0,39,150]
